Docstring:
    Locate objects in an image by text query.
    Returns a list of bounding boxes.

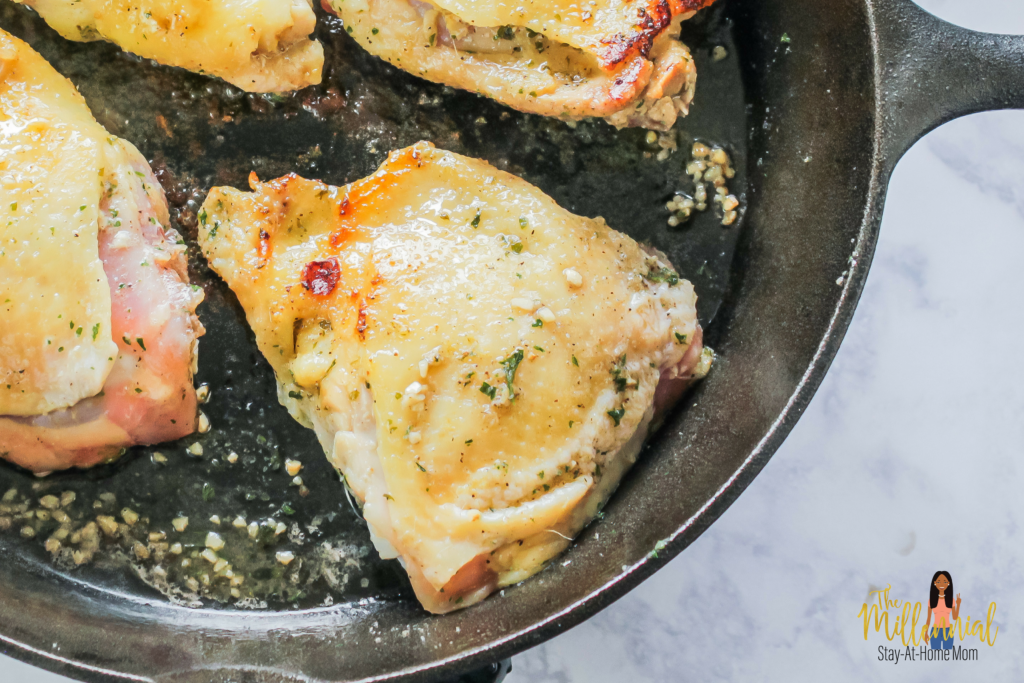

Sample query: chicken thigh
[323,0,717,129]
[198,142,710,612]
[15,0,323,92]
[0,29,204,473]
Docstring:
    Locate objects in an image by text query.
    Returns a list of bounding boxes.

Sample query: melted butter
[0,29,118,415]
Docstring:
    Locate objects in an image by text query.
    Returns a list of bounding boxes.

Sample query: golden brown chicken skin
[16,0,323,92]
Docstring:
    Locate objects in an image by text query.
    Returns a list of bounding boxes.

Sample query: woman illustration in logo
[924,571,961,650]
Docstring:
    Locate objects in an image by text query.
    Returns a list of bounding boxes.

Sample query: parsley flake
[500,349,525,396]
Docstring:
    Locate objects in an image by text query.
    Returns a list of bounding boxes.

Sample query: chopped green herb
[519,217,528,230]
[136,337,146,351]
[122,336,132,346]
[538,471,544,479]
[202,483,215,501]
[198,208,208,225]
[644,265,680,286]
[569,420,574,428]
[533,345,544,352]
[465,439,473,445]
[572,355,579,367]
[607,407,625,426]
[611,354,628,392]
[281,503,296,515]
[471,209,481,228]
[651,539,668,558]
[75,326,83,337]
[675,332,687,344]
[496,25,515,40]
[9,202,15,211]
[92,323,100,341]
[781,32,791,43]
[415,461,426,472]
[371,27,379,35]
[500,349,524,395]
[480,382,497,400]
[134,387,142,393]
[532,319,543,328]
[288,390,303,399]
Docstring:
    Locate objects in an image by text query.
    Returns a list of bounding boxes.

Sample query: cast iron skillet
[0,0,1023,681]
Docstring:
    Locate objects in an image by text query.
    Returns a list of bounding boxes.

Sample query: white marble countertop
[2,1,1022,681]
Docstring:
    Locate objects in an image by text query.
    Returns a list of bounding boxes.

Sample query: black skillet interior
[0,0,746,610]
[10,0,1016,680]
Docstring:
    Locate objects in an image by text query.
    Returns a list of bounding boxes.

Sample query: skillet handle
[873,0,1024,166]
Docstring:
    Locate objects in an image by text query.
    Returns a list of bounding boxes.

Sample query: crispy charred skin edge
[597,0,712,67]
[324,0,718,129]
